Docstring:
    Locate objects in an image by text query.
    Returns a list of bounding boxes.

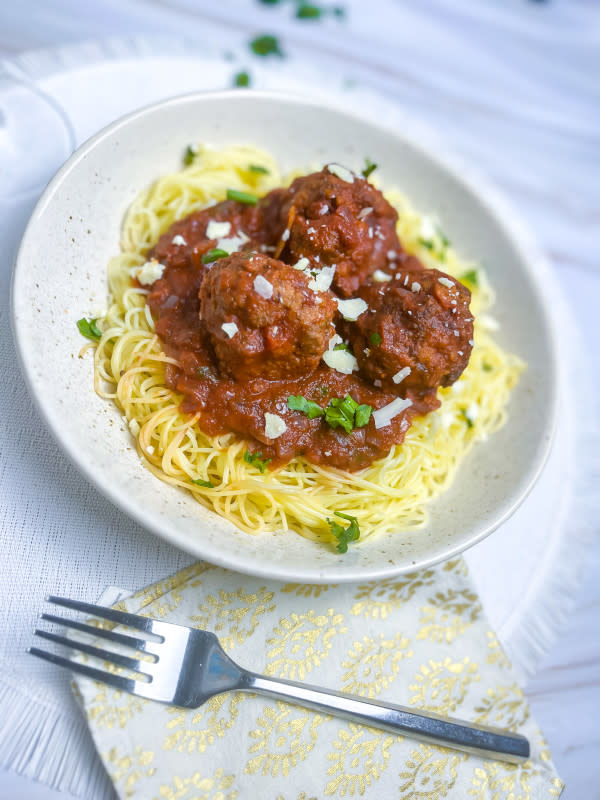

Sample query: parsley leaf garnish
[233,71,250,87]
[361,158,378,179]
[243,450,272,473]
[202,248,229,264]
[418,237,434,251]
[288,393,371,432]
[77,317,102,341]
[461,269,479,287]
[327,511,360,553]
[459,408,474,428]
[287,395,324,419]
[250,34,284,57]
[226,188,259,205]
[296,3,322,18]
[369,332,382,346]
[192,478,214,488]
[249,164,270,174]
[333,342,350,352]
[183,145,197,166]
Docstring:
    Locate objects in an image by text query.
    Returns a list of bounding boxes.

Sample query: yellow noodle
[91,144,524,545]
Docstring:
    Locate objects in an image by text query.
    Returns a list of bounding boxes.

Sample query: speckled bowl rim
[11,89,560,582]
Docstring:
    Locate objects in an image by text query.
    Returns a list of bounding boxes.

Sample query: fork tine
[41,613,151,652]
[28,647,141,693]
[47,595,165,638]
[34,629,152,673]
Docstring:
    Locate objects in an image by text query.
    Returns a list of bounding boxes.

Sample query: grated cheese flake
[327,163,354,183]
[373,269,392,283]
[136,259,165,285]
[264,412,287,439]
[254,275,273,299]
[392,366,411,384]
[221,321,239,338]
[336,297,368,321]
[308,265,336,292]
[438,276,455,289]
[372,397,412,429]
[322,348,358,375]
[171,235,187,246]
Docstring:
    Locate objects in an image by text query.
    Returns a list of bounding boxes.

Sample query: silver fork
[30,595,530,763]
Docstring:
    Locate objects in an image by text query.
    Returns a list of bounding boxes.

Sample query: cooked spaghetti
[90,145,523,546]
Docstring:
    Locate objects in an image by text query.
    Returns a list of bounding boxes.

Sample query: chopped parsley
[327,511,360,553]
[288,393,372,433]
[250,34,284,57]
[226,188,259,205]
[77,317,102,341]
[243,450,272,472]
[482,362,493,372]
[418,237,435,251]
[191,478,214,488]
[249,164,270,174]
[369,331,382,346]
[461,269,479,287]
[333,342,351,352]
[183,145,197,166]
[296,3,322,18]
[325,395,372,433]
[287,395,324,419]
[361,158,378,179]
[202,248,229,264]
[459,408,474,429]
[233,71,250,87]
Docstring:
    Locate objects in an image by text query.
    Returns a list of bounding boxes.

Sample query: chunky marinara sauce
[144,167,474,472]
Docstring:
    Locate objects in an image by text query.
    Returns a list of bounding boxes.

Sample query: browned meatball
[273,166,402,297]
[200,252,337,381]
[347,267,474,393]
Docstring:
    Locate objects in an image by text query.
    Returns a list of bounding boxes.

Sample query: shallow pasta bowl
[11,90,558,583]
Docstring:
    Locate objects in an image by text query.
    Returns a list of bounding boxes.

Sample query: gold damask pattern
[245,701,326,777]
[74,560,563,799]
[265,609,347,680]
[398,743,467,798]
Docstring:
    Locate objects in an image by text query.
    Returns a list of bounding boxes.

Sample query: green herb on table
[250,34,284,57]
[226,188,259,205]
[243,450,272,472]
[233,71,250,87]
[202,248,229,264]
[327,511,360,553]
[191,478,214,488]
[361,158,378,179]
[77,317,102,341]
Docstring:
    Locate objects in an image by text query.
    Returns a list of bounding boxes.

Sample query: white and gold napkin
[73,559,563,799]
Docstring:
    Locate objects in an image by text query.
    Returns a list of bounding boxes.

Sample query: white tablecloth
[0,3,598,798]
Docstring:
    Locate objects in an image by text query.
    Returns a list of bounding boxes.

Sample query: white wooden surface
[0,2,598,798]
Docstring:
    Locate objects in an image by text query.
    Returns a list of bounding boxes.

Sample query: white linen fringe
[0,678,115,798]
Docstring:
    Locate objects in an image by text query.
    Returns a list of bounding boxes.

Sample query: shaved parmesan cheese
[281,228,290,242]
[322,348,358,375]
[293,257,310,271]
[128,418,140,436]
[373,270,392,282]
[438,276,455,289]
[387,250,397,260]
[319,204,328,216]
[372,397,412,429]
[221,322,238,338]
[392,366,411,384]
[308,265,336,292]
[254,275,273,299]
[327,163,354,183]
[172,235,187,246]
[217,232,249,254]
[420,215,436,240]
[357,207,373,220]
[411,282,422,292]
[336,297,368,321]
[136,260,165,285]
[264,412,287,439]
[206,220,232,239]
[480,315,500,331]
[328,333,344,350]
[373,379,382,387]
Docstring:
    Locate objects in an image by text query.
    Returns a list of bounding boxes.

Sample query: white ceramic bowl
[11,90,558,583]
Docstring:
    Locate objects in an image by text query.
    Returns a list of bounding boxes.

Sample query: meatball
[273,166,402,297]
[347,267,474,393]
[200,252,337,381]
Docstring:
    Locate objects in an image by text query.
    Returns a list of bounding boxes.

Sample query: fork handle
[243,672,529,763]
